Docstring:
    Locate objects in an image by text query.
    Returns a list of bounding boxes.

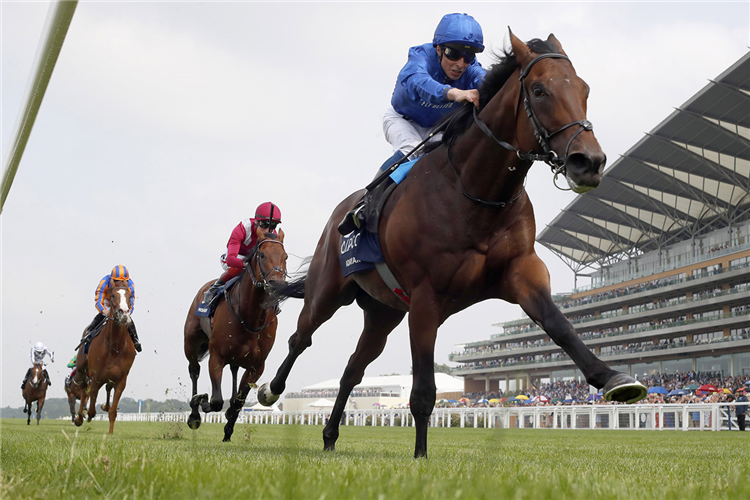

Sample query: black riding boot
[128,321,142,353]
[21,368,31,389]
[86,313,106,337]
[337,201,366,235]
[44,369,51,386]
[202,279,225,305]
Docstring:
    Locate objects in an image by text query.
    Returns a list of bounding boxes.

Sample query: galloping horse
[22,363,48,425]
[184,227,287,442]
[259,32,647,458]
[74,283,136,434]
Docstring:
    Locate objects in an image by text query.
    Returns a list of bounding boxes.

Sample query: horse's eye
[259,253,265,260]
[532,85,545,97]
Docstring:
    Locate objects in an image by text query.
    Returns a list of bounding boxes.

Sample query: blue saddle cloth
[338,157,420,278]
[195,275,242,317]
[339,229,384,278]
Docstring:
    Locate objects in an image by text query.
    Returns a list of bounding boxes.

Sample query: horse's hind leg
[187,358,203,430]
[323,297,405,451]
[260,260,358,405]
[86,382,102,423]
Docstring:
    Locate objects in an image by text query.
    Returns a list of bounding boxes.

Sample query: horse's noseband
[473,52,594,177]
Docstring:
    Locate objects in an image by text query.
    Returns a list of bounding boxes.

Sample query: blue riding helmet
[432,13,484,52]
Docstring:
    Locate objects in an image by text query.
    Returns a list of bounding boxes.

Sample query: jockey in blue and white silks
[384,13,487,163]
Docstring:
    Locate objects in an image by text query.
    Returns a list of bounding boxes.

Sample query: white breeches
[382,105,442,158]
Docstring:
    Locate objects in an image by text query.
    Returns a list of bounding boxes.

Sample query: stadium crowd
[454,371,749,407]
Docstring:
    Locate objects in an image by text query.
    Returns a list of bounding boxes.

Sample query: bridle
[225,238,285,334]
[472,52,594,187]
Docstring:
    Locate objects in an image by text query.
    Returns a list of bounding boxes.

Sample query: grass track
[1,418,748,499]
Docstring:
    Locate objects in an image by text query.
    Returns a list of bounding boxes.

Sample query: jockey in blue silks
[382,12,487,169]
[338,13,487,235]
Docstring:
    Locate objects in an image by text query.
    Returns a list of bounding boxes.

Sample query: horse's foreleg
[101,383,112,412]
[223,369,257,442]
[230,365,239,406]
[67,393,77,423]
[24,401,31,425]
[324,300,405,451]
[407,299,440,459]
[510,256,646,403]
[207,353,226,412]
[86,382,102,422]
[107,380,127,435]
[36,395,46,425]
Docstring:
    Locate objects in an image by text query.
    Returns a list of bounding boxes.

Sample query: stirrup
[337,204,365,235]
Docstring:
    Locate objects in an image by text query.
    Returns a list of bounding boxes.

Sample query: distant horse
[184,228,288,441]
[74,283,136,434]
[22,363,48,425]
[259,32,647,458]
[64,373,85,424]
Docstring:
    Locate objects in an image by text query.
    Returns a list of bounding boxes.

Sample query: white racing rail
[79,403,748,431]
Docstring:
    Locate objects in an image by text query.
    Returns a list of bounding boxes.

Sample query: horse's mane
[442,38,560,146]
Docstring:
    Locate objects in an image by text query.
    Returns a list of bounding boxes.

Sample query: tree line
[1,397,192,420]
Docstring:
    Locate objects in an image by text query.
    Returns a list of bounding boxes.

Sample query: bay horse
[259,31,647,458]
[64,373,85,424]
[184,227,287,442]
[22,363,48,425]
[74,283,136,434]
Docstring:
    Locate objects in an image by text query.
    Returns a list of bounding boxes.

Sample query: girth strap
[375,262,410,306]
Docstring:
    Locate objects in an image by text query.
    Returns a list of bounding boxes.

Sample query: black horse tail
[263,256,309,309]
[270,275,306,300]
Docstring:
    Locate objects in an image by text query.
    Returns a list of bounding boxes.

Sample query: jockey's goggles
[442,45,476,64]
[257,220,278,230]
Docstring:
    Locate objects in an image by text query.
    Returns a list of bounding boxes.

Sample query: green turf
[1,418,747,499]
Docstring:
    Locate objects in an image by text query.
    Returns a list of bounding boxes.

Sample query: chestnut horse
[74,283,136,434]
[22,363,48,425]
[184,227,287,442]
[259,32,647,458]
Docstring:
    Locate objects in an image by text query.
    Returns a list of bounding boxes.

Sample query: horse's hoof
[222,436,231,443]
[187,414,201,430]
[603,373,647,404]
[209,398,224,412]
[257,383,279,406]
[101,404,109,412]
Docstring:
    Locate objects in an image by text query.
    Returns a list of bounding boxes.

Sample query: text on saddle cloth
[339,229,384,277]
[195,275,242,318]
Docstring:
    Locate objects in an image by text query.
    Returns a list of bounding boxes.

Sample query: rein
[471,52,594,185]
[225,238,283,334]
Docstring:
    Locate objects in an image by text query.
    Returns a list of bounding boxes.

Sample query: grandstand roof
[537,52,750,273]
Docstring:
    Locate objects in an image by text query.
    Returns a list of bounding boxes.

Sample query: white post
[1,0,78,213]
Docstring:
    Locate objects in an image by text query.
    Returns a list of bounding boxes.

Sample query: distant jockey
[82,265,141,352]
[21,342,54,389]
[338,13,487,235]
[202,202,282,305]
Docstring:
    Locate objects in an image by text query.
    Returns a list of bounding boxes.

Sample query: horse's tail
[264,258,308,308]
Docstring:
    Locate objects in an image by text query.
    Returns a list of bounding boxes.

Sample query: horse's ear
[508,27,533,65]
[277,228,285,243]
[546,33,567,56]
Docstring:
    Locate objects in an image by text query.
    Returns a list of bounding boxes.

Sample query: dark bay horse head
[109,283,132,325]
[28,363,45,389]
[509,30,606,193]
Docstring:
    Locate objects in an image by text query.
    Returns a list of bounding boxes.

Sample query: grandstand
[451,52,750,394]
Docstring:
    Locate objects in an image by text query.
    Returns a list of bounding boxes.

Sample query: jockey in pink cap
[202,202,282,305]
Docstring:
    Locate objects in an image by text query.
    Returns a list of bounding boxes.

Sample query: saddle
[74,318,108,353]
[195,275,242,318]
[336,158,422,305]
